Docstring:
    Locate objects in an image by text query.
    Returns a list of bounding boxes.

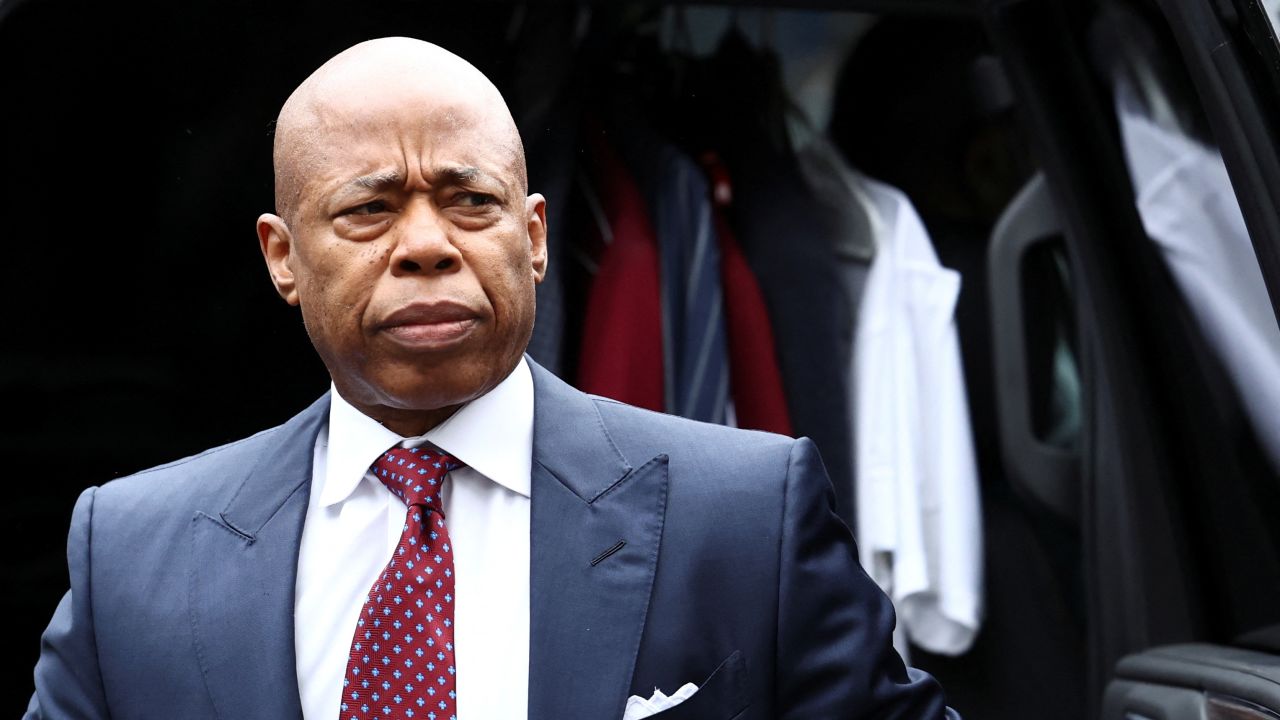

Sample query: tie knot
[370,446,463,513]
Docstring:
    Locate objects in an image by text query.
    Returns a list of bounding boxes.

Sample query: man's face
[259,86,547,427]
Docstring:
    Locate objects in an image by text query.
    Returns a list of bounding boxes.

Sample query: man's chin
[328,347,523,427]
[366,361,503,411]
[371,380,482,412]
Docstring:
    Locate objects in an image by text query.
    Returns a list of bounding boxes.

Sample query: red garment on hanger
[701,152,792,435]
[576,133,665,412]
[715,212,794,435]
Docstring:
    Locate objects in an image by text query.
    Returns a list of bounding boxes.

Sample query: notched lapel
[187,394,327,720]
[190,502,307,720]
[528,453,669,720]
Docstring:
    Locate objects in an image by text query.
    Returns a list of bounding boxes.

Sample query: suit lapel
[189,394,329,720]
[186,366,667,720]
[527,362,669,720]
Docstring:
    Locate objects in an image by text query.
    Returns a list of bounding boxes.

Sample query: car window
[1095,0,1280,649]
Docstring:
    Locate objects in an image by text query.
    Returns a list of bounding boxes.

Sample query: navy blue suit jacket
[28,360,955,719]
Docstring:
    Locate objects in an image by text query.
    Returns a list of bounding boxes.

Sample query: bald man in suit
[27,37,958,720]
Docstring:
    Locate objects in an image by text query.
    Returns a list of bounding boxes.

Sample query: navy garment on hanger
[726,146,859,526]
[620,126,731,425]
[522,108,578,377]
[509,7,582,378]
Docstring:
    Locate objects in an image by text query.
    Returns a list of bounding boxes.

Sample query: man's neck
[365,404,463,437]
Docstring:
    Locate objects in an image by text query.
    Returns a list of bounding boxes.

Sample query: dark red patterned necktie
[340,446,462,720]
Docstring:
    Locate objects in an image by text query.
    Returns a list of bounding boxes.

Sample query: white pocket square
[621,682,700,720]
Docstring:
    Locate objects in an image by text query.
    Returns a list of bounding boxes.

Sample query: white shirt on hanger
[294,358,533,720]
[852,173,984,659]
[1116,78,1280,474]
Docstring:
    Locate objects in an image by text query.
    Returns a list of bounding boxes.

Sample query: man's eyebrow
[346,170,405,191]
[434,165,509,193]
[337,166,509,196]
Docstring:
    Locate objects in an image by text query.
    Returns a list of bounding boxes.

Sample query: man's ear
[525,193,548,285]
[257,213,300,305]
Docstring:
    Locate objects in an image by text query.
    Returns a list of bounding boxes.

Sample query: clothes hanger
[1089,3,1203,140]
[766,13,880,259]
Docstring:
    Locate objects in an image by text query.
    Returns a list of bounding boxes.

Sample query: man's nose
[388,199,463,275]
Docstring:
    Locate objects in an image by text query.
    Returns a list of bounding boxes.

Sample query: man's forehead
[303,92,498,135]
[272,38,527,214]
[297,103,517,170]
[282,71,516,168]
[282,123,520,212]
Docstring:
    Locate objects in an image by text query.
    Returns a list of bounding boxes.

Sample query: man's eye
[345,200,389,216]
[458,193,496,207]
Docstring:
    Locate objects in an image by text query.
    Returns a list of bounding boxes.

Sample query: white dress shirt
[295,358,533,720]
[852,173,984,659]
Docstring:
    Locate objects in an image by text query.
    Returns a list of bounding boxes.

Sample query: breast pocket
[648,650,749,720]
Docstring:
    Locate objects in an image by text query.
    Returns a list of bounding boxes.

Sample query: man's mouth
[378,301,480,349]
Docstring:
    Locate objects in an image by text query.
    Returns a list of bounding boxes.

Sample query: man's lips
[377,301,480,348]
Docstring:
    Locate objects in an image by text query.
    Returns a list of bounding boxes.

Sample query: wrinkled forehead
[277,82,524,208]
[312,86,508,141]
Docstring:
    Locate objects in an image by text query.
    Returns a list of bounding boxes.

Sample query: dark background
[1,0,539,712]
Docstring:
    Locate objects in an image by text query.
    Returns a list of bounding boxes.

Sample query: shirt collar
[319,357,534,507]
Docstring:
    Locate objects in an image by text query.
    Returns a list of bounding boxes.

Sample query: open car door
[982,0,1280,716]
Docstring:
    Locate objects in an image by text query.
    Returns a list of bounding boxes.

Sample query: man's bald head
[256,37,548,437]
[272,37,526,223]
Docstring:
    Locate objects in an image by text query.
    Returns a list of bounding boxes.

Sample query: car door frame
[981,0,1280,716]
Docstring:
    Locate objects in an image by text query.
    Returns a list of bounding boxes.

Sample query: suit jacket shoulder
[592,394,797,493]
[528,363,954,719]
[28,394,330,720]
[88,393,330,549]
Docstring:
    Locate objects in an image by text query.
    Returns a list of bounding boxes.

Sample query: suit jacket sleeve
[27,487,109,720]
[776,438,958,719]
